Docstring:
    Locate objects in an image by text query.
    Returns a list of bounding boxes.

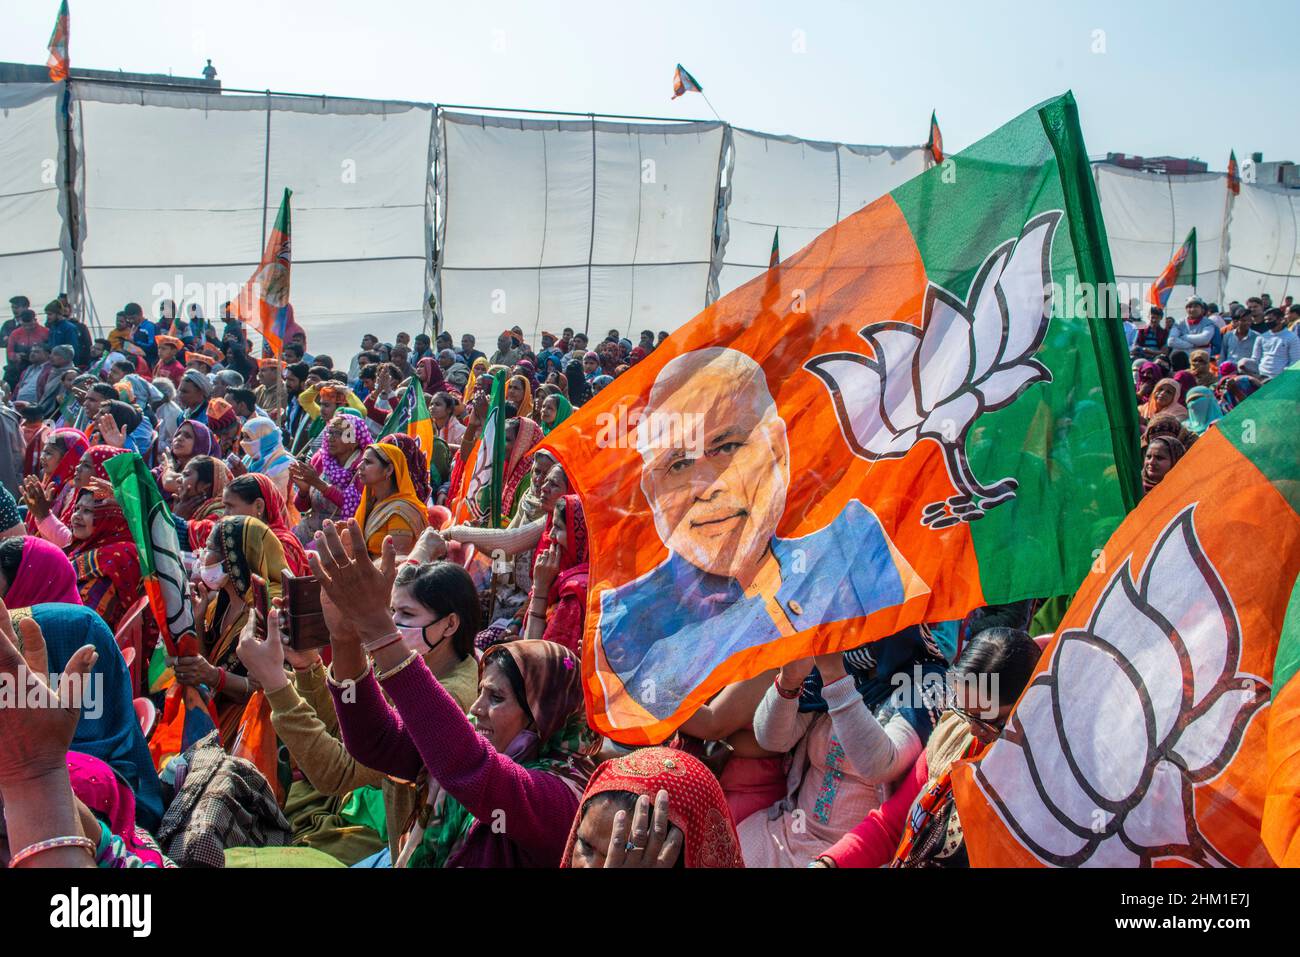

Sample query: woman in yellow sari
[179,515,288,748]
[354,442,428,558]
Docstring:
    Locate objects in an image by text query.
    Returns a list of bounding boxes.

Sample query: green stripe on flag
[1222,363,1300,516]
[889,91,1140,604]
[1273,572,1300,701]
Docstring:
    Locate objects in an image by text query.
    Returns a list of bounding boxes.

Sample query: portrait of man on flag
[599,346,923,718]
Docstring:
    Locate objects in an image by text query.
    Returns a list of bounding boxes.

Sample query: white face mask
[396,623,430,656]
[198,562,228,590]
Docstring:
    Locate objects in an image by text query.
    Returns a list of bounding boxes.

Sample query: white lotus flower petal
[916,291,972,412]
[861,325,924,432]
[1081,834,1142,868]
[804,356,885,453]
[862,425,919,458]
[919,393,980,443]
[1055,637,1151,801]
[1007,682,1109,832]
[973,361,1048,410]
[1141,515,1231,706]
[975,720,1094,861]
[967,246,1012,381]
[1121,760,1191,850]
[1090,574,1185,744]
[1170,685,1264,776]
[995,214,1056,362]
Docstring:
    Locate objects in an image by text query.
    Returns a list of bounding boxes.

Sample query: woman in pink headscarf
[0,535,84,606]
[66,752,173,867]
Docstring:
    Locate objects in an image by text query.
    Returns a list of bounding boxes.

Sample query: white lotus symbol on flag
[972,506,1269,867]
[805,210,1061,528]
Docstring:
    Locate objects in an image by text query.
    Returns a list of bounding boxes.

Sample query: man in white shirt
[1220,309,1259,365]
[1251,308,1300,378]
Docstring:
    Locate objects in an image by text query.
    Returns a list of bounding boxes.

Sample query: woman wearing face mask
[315,520,598,867]
[235,559,482,866]
[240,415,296,511]
[181,515,287,747]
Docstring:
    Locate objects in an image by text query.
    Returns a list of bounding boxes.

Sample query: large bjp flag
[954,362,1300,867]
[236,187,292,357]
[543,92,1141,744]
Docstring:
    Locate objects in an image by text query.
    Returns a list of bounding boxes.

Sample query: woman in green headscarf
[539,391,573,436]
[1183,385,1225,436]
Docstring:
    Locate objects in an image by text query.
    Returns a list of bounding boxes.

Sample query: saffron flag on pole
[672,64,703,99]
[769,228,781,269]
[377,377,435,457]
[47,0,69,82]
[104,452,216,765]
[542,91,1141,744]
[954,362,1300,867]
[1228,149,1241,196]
[1147,227,1197,311]
[236,187,292,357]
[927,110,944,164]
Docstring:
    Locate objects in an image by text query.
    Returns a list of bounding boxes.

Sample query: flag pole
[698,92,723,123]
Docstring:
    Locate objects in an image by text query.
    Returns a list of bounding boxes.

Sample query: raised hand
[602,789,682,869]
[96,413,126,448]
[0,596,97,788]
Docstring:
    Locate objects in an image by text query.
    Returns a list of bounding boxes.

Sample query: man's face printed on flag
[637,348,788,583]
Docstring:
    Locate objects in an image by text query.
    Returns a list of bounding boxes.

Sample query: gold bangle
[326,660,372,689]
[375,651,419,683]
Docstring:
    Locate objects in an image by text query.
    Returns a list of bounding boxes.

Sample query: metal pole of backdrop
[40,72,714,125]
[584,115,597,337]
[261,90,272,250]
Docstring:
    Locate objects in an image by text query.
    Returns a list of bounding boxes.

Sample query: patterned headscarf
[241,416,293,475]
[561,747,743,868]
[410,639,598,869]
[245,472,310,576]
[386,433,432,505]
[174,420,217,463]
[67,488,141,603]
[319,411,374,520]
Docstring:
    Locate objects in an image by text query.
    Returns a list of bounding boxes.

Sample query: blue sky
[2,0,1294,165]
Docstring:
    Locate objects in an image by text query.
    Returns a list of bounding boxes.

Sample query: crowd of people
[0,285,1291,870]
[1128,294,1299,492]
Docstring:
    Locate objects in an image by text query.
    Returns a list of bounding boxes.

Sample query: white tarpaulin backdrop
[717,129,930,296]
[0,84,70,312]
[5,79,1298,359]
[436,112,725,347]
[73,84,434,362]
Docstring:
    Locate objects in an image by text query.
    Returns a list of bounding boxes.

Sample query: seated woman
[172,453,229,523]
[1141,433,1187,493]
[224,473,310,576]
[814,628,1042,868]
[0,597,163,830]
[21,427,88,535]
[1138,377,1187,427]
[154,420,218,507]
[181,515,288,748]
[316,520,598,867]
[505,374,534,419]
[437,457,568,634]
[236,559,481,866]
[495,417,544,526]
[539,392,572,435]
[1183,385,1225,436]
[241,415,296,509]
[522,494,589,654]
[0,535,82,607]
[354,442,428,558]
[291,410,372,544]
[23,445,127,548]
[737,629,948,867]
[67,488,142,633]
[67,752,174,868]
[564,747,744,868]
[430,391,465,446]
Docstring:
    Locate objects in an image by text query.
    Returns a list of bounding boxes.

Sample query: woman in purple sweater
[311,519,598,867]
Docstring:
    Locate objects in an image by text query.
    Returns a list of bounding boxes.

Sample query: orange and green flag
[104,451,216,766]
[542,91,1141,744]
[927,109,944,164]
[47,0,69,83]
[954,362,1300,867]
[672,64,702,100]
[1228,149,1241,196]
[237,187,292,357]
[377,376,435,460]
[1147,227,1197,311]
